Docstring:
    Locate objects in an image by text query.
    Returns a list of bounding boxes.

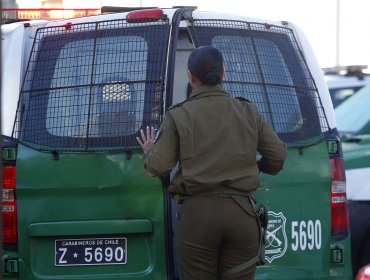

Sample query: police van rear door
[185,14,352,279]
[12,13,172,279]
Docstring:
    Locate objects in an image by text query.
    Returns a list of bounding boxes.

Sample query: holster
[256,203,268,266]
[230,195,268,266]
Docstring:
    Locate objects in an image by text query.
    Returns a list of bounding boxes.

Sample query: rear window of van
[189,20,329,147]
[14,18,329,151]
[15,21,170,151]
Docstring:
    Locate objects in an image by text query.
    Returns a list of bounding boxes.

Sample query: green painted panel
[12,140,353,279]
[15,144,167,280]
[253,141,352,279]
[28,219,153,237]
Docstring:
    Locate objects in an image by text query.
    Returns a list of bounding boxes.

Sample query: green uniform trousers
[176,196,259,280]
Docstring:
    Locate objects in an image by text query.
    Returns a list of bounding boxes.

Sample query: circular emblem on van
[265,211,288,263]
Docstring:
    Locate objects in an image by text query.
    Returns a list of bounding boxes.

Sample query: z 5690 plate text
[55,237,127,266]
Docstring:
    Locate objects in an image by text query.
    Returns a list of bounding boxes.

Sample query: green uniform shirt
[144,84,287,197]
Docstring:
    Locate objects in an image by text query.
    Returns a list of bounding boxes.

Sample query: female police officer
[137,46,287,280]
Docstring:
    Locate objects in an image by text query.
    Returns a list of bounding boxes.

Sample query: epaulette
[167,100,186,111]
[235,96,252,103]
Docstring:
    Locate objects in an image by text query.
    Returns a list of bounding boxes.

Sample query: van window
[213,35,300,134]
[46,36,146,138]
[189,20,329,147]
[14,21,170,151]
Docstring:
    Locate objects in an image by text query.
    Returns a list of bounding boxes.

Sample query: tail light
[127,8,163,23]
[330,157,349,240]
[2,165,17,245]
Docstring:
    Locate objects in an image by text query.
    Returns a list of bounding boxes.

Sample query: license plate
[55,237,127,266]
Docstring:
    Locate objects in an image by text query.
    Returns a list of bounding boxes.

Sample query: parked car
[335,83,370,137]
[2,6,352,280]
[335,85,370,277]
[323,65,370,107]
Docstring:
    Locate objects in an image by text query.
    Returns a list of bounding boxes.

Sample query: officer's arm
[144,113,179,177]
[256,112,287,175]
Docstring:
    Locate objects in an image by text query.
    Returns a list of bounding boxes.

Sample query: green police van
[2,6,352,279]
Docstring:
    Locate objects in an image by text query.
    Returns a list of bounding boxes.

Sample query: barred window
[14,21,170,151]
[189,20,329,147]
[14,17,329,151]
[213,35,301,134]
[45,36,146,138]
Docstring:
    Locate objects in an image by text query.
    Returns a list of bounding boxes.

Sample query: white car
[323,65,370,107]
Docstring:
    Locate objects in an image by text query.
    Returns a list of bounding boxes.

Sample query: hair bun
[188,46,224,86]
[205,70,222,85]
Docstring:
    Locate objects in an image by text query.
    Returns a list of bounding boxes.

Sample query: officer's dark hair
[188,46,224,86]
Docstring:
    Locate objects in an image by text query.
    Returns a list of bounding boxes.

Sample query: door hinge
[330,244,344,264]
[3,258,19,274]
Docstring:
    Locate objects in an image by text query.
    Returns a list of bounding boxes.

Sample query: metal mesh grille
[14,19,170,151]
[189,20,329,147]
[14,16,330,151]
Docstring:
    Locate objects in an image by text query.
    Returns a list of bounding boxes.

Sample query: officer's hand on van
[136,126,155,155]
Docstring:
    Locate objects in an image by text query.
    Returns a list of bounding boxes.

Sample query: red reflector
[329,158,349,240]
[330,199,349,238]
[65,22,72,30]
[3,166,16,189]
[2,165,17,244]
[2,204,17,244]
[330,157,346,181]
[127,8,163,23]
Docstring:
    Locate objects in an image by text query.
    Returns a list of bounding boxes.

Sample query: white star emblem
[73,252,78,258]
